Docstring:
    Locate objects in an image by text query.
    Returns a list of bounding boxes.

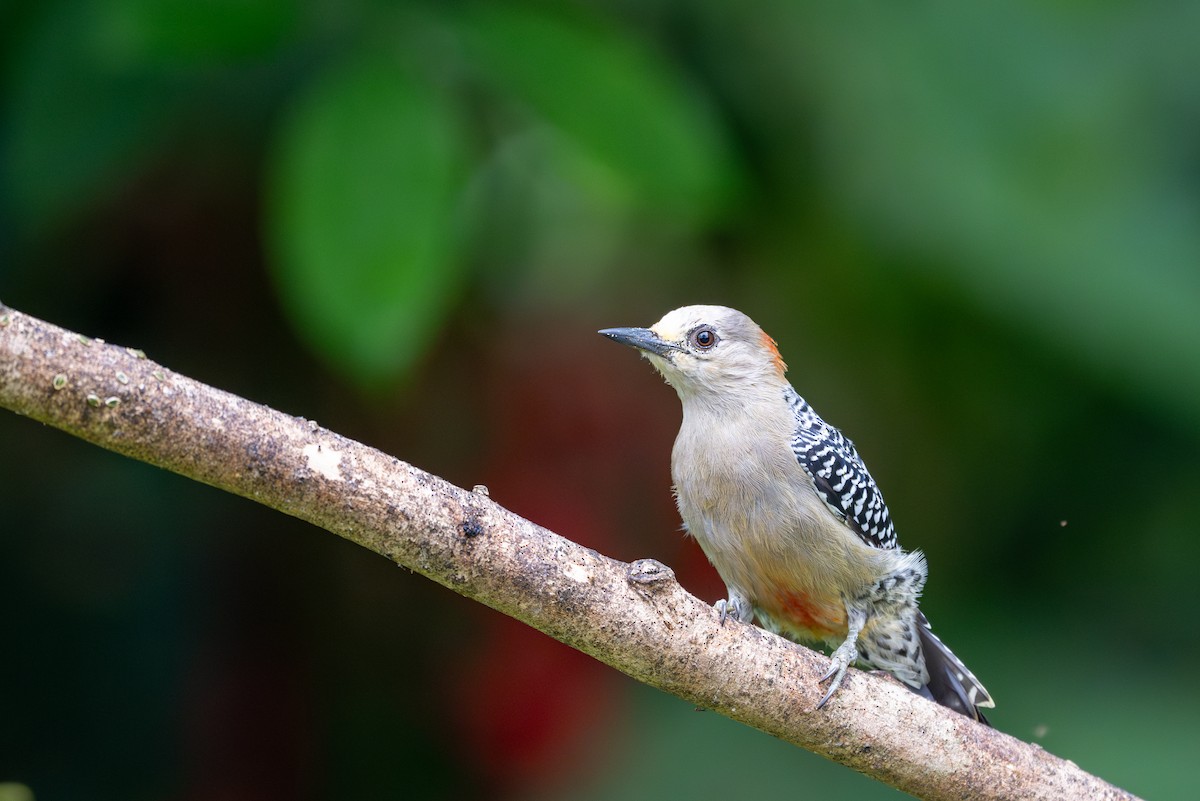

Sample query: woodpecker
[600,305,993,722]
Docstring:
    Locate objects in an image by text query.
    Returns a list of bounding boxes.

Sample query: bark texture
[0,303,1140,801]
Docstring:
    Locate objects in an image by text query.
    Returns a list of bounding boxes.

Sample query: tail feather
[916,611,994,725]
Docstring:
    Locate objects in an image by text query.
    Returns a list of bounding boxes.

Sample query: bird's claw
[816,664,847,709]
[715,599,730,625]
[816,643,857,709]
[714,595,752,626]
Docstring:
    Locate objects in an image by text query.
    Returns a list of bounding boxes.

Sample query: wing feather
[784,386,898,550]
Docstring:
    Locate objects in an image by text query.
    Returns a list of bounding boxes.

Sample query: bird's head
[599,305,787,402]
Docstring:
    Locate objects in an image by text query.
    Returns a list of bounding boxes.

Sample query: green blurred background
[2,0,1198,798]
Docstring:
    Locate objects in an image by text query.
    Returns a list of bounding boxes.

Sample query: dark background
[2,1,1199,799]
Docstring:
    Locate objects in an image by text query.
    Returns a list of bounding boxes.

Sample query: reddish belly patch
[770,590,845,640]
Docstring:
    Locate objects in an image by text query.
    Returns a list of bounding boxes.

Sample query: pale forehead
[650,305,753,338]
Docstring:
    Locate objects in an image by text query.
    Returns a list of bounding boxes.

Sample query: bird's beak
[598,327,677,358]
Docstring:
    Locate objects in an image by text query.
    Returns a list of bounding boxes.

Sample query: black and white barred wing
[784,386,898,550]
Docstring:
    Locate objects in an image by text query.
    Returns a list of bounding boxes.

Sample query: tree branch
[0,303,1138,801]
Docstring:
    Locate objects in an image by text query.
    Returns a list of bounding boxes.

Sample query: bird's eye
[689,326,719,351]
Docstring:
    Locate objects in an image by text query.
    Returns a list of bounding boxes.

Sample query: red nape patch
[759,330,787,376]
[771,590,844,639]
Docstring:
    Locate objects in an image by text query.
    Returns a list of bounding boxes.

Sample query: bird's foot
[715,599,731,625]
[817,640,859,709]
[714,593,752,626]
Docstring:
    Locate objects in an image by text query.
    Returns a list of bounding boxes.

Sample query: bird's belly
[756,587,846,643]
[672,420,883,645]
[681,495,867,646]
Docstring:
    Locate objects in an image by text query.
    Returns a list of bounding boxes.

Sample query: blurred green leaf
[0,784,35,801]
[104,0,297,64]
[266,55,467,387]
[456,5,739,224]
[789,2,1200,431]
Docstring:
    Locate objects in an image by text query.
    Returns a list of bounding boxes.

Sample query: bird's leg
[714,588,754,625]
[817,606,867,709]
